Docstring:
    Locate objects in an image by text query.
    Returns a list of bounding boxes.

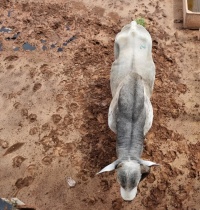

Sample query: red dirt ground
[0,0,199,209]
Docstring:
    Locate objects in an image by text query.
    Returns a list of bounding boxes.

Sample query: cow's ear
[96,160,120,175]
[140,160,159,167]
[140,165,150,174]
[140,165,150,181]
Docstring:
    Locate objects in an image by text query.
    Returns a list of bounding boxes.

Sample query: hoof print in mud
[51,114,62,124]
[28,114,37,123]
[33,83,42,92]
[42,156,53,165]
[29,127,39,135]
[15,176,34,189]
[12,156,26,168]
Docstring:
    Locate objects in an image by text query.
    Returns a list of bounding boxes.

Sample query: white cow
[97,21,158,201]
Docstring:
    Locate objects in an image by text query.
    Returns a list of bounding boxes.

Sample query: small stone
[66,177,76,187]
[0,140,9,148]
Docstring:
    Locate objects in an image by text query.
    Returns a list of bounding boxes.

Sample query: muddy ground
[0,0,199,209]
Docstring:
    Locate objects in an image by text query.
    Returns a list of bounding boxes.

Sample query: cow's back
[110,21,155,98]
[108,21,155,135]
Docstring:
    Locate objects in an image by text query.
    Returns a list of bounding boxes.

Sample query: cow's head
[97,159,158,201]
